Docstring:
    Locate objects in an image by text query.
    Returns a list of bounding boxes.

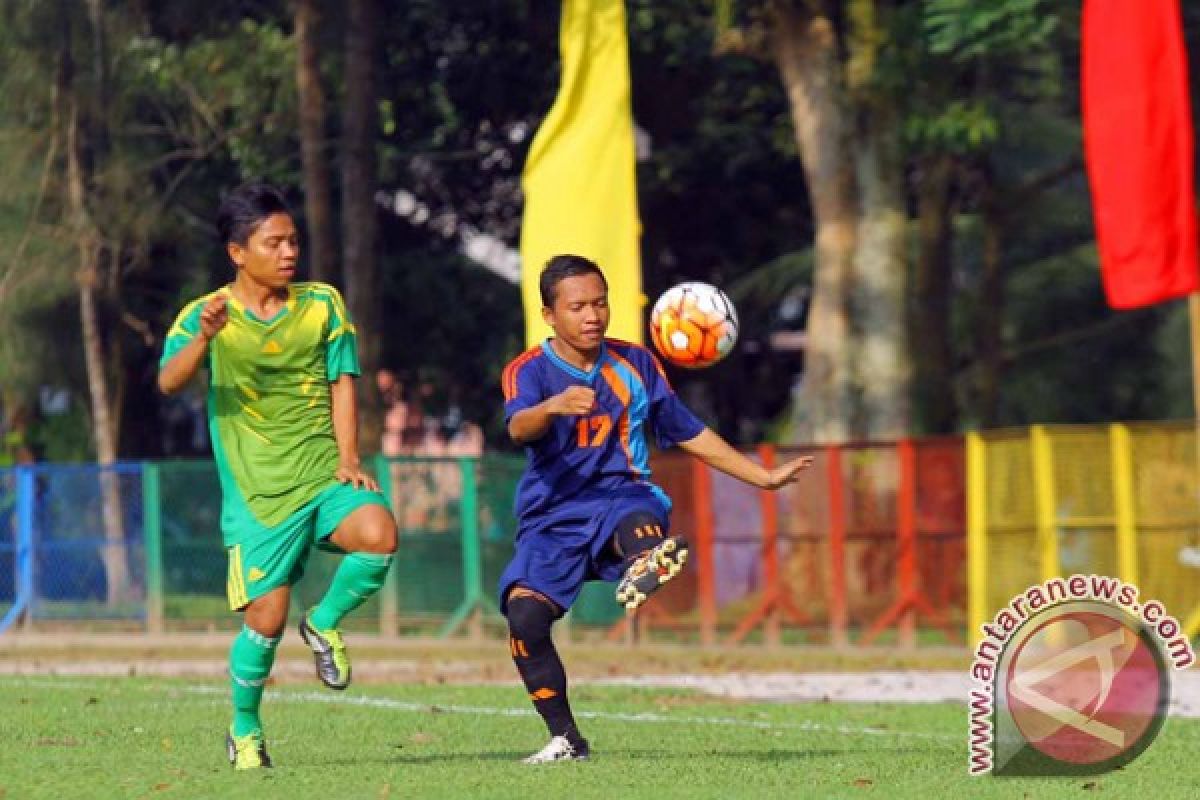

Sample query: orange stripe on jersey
[502,347,540,401]
[599,363,631,407]
[602,351,645,477]
[609,338,672,385]
[600,363,639,474]
[604,349,646,395]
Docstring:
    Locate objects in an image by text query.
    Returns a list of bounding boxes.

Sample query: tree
[294,0,338,284]
[64,0,131,604]
[917,0,1077,429]
[342,0,383,453]
[717,0,910,441]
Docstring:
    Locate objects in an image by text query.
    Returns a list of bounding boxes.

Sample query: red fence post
[760,445,781,645]
[693,458,717,646]
[726,444,812,646]
[861,437,960,647]
[897,439,918,647]
[827,444,849,647]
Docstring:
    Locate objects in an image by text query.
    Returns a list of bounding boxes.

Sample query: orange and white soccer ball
[649,282,739,369]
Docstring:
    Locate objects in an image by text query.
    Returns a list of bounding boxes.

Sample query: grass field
[4,675,1200,799]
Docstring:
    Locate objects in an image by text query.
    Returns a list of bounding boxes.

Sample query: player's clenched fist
[199,293,229,341]
[549,386,596,416]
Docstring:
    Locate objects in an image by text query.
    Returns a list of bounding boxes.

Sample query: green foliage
[924,0,1059,61]
[29,400,95,463]
[0,138,77,396]
[1154,303,1196,420]
[0,0,1193,456]
[904,99,999,152]
[901,0,1065,155]
[123,19,298,185]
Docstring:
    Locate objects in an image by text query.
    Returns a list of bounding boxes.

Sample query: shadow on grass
[302,745,943,768]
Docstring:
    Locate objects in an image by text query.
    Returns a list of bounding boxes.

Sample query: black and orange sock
[506,588,583,746]
[611,512,666,561]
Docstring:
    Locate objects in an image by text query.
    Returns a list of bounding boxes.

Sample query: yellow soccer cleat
[226,729,272,770]
[299,612,352,690]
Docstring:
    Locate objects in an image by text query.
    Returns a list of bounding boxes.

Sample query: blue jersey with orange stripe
[501,338,705,526]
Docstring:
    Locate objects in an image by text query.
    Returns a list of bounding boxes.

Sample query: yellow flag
[520,0,642,347]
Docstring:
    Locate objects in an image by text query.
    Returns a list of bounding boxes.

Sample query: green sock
[309,552,393,631]
[229,625,279,737]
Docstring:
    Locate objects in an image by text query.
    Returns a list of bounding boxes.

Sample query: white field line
[595,670,1200,719]
[2,677,957,740]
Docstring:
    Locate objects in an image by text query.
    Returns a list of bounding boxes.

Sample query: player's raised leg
[506,586,590,763]
[300,492,397,690]
[611,511,689,611]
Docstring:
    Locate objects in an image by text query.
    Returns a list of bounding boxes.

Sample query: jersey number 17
[576,415,612,448]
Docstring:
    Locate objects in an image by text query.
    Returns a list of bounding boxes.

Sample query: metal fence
[966,423,1200,642]
[6,426,1194,644]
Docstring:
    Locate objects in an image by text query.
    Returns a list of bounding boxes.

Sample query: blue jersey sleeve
[641,351,705,449]
[502,350,544,424]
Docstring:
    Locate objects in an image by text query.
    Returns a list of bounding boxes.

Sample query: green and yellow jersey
[160,282,359,544]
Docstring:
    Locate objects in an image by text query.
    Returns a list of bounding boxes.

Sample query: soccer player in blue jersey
[500,255,814,763]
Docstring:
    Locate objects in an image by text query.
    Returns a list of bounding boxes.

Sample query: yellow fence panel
[1128,423,1200,631]
[980,429,1038,632]
[1044,425,1118,579]
[968,422,1200,642]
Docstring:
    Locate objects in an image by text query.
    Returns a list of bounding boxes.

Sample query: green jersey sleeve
[323,285,360,381]
[159,297,209,371]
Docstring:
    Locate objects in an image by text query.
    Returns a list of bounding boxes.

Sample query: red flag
[1082,0,1199,309]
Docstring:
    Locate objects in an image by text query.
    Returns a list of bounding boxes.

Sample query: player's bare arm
[508,385,596,444]
[330,374,379,491]
[157,293,228,394]
[678,428,813,490]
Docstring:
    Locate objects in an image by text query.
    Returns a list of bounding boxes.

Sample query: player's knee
[612,511,666,557]
[244,592,288,638]
[506,590,556,645]
[359,509,398,554]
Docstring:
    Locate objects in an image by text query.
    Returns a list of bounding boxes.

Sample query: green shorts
[226,482,390,611]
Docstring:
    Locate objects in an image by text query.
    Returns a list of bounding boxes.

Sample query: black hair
[539,254,607,307]
[216,183,290,246]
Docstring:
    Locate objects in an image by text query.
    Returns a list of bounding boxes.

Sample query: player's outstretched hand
[549,386,596,416]
[336,462,381,492]
[763,455,815,490]
[199,293,229,341]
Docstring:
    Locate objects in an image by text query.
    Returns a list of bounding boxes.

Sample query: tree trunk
[295,0,338,284]
[852,121,909,439]
[975,182,1006,427]
[66,92,129,607]
[911,155,957,433]
[769,1,857,443]
[342,0,382,455]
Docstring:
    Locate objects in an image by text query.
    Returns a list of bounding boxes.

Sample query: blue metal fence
[0,456,624,636]
[0,464,146,632]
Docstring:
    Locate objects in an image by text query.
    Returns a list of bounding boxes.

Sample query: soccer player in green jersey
[158,183,398,770]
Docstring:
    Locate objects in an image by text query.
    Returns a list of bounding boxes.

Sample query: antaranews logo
[968,574,1194,776]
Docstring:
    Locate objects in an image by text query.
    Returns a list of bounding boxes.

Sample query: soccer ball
[649,282,739,369]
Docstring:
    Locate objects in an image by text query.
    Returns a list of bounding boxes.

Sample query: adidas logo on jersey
[261,340,283,355]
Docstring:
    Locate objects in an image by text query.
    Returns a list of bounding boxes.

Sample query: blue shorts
[498,484,670,614]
